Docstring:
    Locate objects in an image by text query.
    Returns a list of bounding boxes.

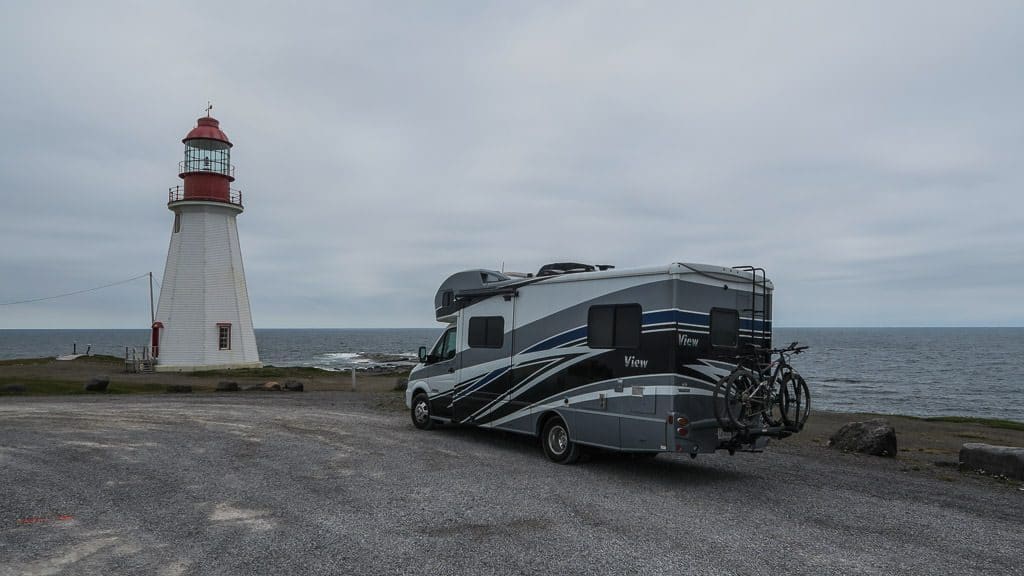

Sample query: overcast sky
[1,1,1022,329]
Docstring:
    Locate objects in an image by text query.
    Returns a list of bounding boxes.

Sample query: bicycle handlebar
[738,341,809,356]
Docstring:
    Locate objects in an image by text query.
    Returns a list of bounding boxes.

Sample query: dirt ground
[2,355,1022,486]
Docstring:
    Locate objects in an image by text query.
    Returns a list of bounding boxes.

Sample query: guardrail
[168,186,243,207]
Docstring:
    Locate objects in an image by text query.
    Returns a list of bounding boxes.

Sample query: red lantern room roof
[183,116,232,147]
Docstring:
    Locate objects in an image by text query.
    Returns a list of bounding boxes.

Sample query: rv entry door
[452,296,514,424]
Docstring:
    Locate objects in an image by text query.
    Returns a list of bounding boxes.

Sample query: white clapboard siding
[154,202,261,371]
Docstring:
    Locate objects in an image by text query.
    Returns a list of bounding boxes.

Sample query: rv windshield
[430,327,457,362]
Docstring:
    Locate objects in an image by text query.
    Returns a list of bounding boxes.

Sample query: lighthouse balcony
[168,185,243,207]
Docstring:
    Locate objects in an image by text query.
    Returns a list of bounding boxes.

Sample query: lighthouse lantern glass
[183,138,231,177]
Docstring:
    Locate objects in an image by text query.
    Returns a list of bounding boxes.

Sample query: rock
[262,381,281,391]
[84,378,109,392]
[960,443,1024,480]
[2,384,27,393]
[283,380,304,392]
[216,381,239,392]
[166,384,193,393]
[393,377,408,391]
[828,419,898,457]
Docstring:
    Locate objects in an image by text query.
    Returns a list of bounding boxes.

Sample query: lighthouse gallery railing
[168,186,243,207]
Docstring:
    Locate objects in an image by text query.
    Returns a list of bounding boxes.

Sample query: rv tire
[541,416,580,464]
[411,392,434,430]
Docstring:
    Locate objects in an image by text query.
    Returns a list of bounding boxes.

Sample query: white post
[351,367,356,390]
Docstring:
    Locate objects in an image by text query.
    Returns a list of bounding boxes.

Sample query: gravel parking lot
[1,392,1021,576]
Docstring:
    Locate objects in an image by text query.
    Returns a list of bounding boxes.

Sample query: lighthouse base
[155,360,263,373]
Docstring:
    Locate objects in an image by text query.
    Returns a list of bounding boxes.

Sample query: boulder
[83,378,109,392]
[2,384,27,393]
[283,380,304,392]
[960,443,1024,480]
[166,384,193,393]
[262,381,281,391]
[216,381,240,392]
[393,377,408,391]
[828,419,898,457]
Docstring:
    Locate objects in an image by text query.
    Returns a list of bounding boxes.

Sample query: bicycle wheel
[712,371,740,429]
[780,372,811,429]
[721,370,763,431]
[764,365,795,427]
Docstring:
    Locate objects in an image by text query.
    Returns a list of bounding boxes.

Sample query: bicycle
[713,342,810,433]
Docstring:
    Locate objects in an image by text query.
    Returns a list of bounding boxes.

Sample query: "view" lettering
[624,355,648,369]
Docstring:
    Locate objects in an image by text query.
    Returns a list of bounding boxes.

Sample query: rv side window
[710,308,740,347]
[587,304,642,349]
[468,316,504,348]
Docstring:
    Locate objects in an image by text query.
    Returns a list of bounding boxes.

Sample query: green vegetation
[918,416,1024,432]
[0,357,53,367]
[193,365,335,378]
[192,365,411,379]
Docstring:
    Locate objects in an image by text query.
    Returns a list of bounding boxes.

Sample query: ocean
[1,327,1021,422]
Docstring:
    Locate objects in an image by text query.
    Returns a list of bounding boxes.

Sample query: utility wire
[0,273,152,306]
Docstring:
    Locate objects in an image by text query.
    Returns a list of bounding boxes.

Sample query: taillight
[676,416,689,427]
[676,427,688,436]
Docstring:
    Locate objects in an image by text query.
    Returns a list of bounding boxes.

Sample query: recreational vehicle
[405,262,803,463]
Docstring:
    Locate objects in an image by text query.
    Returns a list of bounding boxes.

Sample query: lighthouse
[152,112,261,371]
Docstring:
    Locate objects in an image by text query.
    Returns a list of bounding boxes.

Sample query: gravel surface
[1,393,1021,576]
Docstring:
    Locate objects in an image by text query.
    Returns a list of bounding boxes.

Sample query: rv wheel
[541,417,580,464]
[411,393,434,430]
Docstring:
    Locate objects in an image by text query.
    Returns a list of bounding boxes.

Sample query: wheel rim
[414,401,429,423]
[548,424,568,455]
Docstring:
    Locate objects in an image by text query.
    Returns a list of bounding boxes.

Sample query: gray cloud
[2,1,1022,328]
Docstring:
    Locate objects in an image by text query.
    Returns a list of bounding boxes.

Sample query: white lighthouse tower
[152,112,261,371]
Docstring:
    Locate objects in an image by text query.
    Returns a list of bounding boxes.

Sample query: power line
[0,273,152,306]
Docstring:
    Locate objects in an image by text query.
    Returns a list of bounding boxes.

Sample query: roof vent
[537,262,614,276]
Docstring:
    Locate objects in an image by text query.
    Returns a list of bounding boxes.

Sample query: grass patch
[192,365,336,378]
[955,432,989,440]
[191,365,412,379]
[918,416,1024,432]
[0,357,53,367]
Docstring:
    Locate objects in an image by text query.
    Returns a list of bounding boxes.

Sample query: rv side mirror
[418,346,427,363]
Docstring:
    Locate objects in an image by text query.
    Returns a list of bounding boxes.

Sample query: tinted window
[710,308,739,347]
[431,327,457,361]
[468,316,504,348]
[615,305,641,348]
[588,304,642,349]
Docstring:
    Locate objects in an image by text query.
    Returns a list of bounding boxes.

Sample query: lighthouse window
[173,213,181,233]
[218,324,232,350]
